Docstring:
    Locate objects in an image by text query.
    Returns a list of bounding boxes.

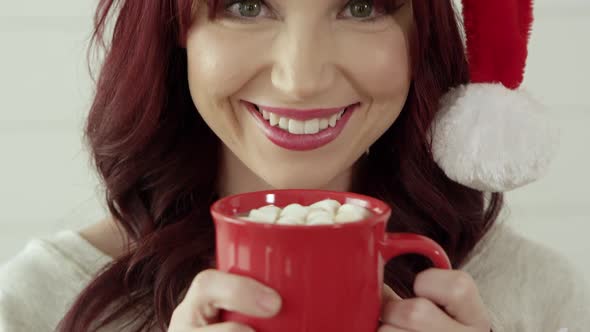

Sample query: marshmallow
[309,199,340,215]
[334,203,371,223]
[306,209,334,225]
[259,205,281,216]
[240,199,371,225]
[276,215,306,225]
[280,203,309,220]
[248,204,280,224]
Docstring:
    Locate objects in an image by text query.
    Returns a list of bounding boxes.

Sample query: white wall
[0,5,103,261]
[1,1,589,287]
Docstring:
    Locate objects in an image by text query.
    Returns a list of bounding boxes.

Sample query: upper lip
[244,100,356,121]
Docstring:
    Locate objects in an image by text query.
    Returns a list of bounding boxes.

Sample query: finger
[199,322,255,332]
[413,269,491,328]
[381,284,403,322]
[179,269,282,327]
[382,283,403,302]
[381,297,465,331]
[377,324,412,332]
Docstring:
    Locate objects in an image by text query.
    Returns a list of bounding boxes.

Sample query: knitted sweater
[1,219,589,332]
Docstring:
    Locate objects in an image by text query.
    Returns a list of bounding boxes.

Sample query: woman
[0,0,588,331]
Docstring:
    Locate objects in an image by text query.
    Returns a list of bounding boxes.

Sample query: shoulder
[0,230,113,331]
[461,219,590,332]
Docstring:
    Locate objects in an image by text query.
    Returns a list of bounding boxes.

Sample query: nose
[270,21,336,101]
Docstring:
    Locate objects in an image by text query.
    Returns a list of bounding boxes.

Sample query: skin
[186,0,413,196]
[81,0,492,331]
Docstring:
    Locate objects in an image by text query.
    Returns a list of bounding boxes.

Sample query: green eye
[349,0,373,18]
[238,0,262,17]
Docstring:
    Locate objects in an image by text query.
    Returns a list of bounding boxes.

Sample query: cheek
[342,32,411,102]
[186,27,260,104]
[370,43,411,99]
[338,31,411,144]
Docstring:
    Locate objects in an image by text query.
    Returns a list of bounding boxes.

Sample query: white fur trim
[431,83,560,192]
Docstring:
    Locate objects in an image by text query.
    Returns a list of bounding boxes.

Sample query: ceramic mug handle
[379,233,452,269]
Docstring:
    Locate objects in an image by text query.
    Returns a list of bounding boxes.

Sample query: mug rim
[210,189,392,229]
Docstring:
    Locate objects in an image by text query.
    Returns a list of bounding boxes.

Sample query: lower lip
[245,102,358,151]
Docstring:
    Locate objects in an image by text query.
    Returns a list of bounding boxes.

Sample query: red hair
[57,1,503,331]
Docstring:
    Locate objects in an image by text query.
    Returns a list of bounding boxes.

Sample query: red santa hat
[431,0,560,192]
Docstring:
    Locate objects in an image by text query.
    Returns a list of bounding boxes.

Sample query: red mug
[210,189,451,332]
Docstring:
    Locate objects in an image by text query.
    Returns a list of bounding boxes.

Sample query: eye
[346,0,374,18]
[220,0,403,22]
[223,0,271,19]
[341,0,404,21]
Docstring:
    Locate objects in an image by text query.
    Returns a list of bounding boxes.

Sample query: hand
[380,268,492,332]
[168,269,282,332]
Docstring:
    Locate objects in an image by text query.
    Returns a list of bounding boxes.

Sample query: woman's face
[186,0,413,191]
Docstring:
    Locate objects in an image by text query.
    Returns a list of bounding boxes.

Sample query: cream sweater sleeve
[462,221,590,332]
[533,248,590,332]
[540,263,590,332]
[0,231,111,332]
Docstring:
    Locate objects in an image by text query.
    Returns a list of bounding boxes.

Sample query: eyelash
[220,0,403,24]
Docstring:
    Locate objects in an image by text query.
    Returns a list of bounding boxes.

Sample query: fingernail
[257,290,281,314]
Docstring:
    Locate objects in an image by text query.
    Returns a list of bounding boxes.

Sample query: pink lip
[244,101,359,151]
[247,102,350,121]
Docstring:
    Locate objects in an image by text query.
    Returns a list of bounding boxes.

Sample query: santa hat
[431,0,560,192]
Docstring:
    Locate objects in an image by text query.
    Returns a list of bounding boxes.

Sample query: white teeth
[279,117,289,130]
[269,113,280,126]
[288,119,305,134]
[304,119,320,134]
[329,113,338,127]
[258,106,348,135]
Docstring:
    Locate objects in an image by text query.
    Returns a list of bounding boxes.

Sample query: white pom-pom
[431,83,559,192]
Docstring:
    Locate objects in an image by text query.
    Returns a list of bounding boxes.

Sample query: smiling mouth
[244,100,359,151]
[251,103,352,135]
